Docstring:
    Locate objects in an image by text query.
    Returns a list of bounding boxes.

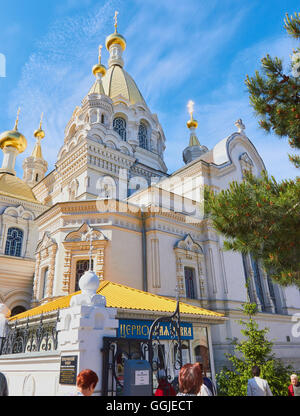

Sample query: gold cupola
[186,100,198,130]
[92,45,107,77]
[105,11,127,52]
[0,108,27,154]
[183,100,208,165]
[22,113,48,187]
[87,11,146,106]
[32,113,45,159]
[186,100,200,146]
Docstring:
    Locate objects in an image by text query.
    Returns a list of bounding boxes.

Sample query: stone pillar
[56,270,118,396]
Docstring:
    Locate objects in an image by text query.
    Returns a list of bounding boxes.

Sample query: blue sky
[0,0,299,180]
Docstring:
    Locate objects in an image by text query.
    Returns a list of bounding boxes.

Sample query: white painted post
[56,270,118,396]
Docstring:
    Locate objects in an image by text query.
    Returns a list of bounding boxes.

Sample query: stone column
[33,252,41,301]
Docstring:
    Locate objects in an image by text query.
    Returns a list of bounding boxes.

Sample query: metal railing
[0,311,60,356]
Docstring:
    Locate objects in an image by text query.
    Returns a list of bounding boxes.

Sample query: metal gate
[149,299,183,390]
[101,337,153,396]
[101,299,183,396]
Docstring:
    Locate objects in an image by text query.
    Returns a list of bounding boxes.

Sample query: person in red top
[288,374,300,396]
[154,370,176,396]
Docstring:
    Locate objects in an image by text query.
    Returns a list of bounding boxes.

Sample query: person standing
[0,372,8,396]
[177,363,203,396]
[75,369,99,396]
[288,374,300,396]
[247,365,273,396]
[154,370,176,396]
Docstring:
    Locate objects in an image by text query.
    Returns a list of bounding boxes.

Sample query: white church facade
[0,13,299,394]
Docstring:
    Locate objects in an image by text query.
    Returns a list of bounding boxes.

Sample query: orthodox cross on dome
[235,118,245,134]
[114,10,119,33]
[98,45,103,64]
[14,107,21,131]
[39,112,44,129]
[187,100,195,120]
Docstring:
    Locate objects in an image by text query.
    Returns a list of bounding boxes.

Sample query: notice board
[59,355,78,385]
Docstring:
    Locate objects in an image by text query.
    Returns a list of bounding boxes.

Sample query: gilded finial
[105,10,126,53]
[92,44,106,77]
[98,45,103,64]
[186,100,198,129]
[187,100,195,119]
[39,112,44,130]
[114,10,119,33]
[34,113,45,139]
[13,108,21,131]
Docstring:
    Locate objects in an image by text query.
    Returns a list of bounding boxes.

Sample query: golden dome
[92,63,107,77]
[105,32,126,51]
[187,118,198,129]
[0,173,40,203]
[100,64,146,105]
[0,129,27,153]
[34,128,45,139]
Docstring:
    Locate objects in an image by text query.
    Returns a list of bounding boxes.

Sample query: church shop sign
[118,319,193,340]
[59,355,78,385]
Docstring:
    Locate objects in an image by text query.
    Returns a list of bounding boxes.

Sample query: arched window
[11,305,26,317]
[101,114,105,124]
[35,173,39,182]
[250,257,266,311]
[113,117,126,141]
[138,122,148,149]
[5,227,23,257]
[184,267,196,299]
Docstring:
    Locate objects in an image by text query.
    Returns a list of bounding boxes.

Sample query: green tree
[245,12,300,168]
[205,13,300,286]
[216,303,292,396]
[205,171,300,287]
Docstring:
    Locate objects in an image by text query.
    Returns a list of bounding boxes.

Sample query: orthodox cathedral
[0,13,299,374]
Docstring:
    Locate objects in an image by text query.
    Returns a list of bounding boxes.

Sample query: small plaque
[135,370,149,386]
[59,355,78,385]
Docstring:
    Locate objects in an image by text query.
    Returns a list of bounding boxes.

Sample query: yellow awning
[9,280,224,321]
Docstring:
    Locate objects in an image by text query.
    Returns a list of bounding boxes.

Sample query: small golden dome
[34,128,45,139]
[92,63,107,77]
[187,118,198,129]
[0,129,27,153]
[105,32,126,51]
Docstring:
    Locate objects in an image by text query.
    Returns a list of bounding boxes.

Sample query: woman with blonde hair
[288,374,300,396]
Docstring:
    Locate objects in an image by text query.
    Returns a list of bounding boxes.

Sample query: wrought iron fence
[0,311,60,355]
